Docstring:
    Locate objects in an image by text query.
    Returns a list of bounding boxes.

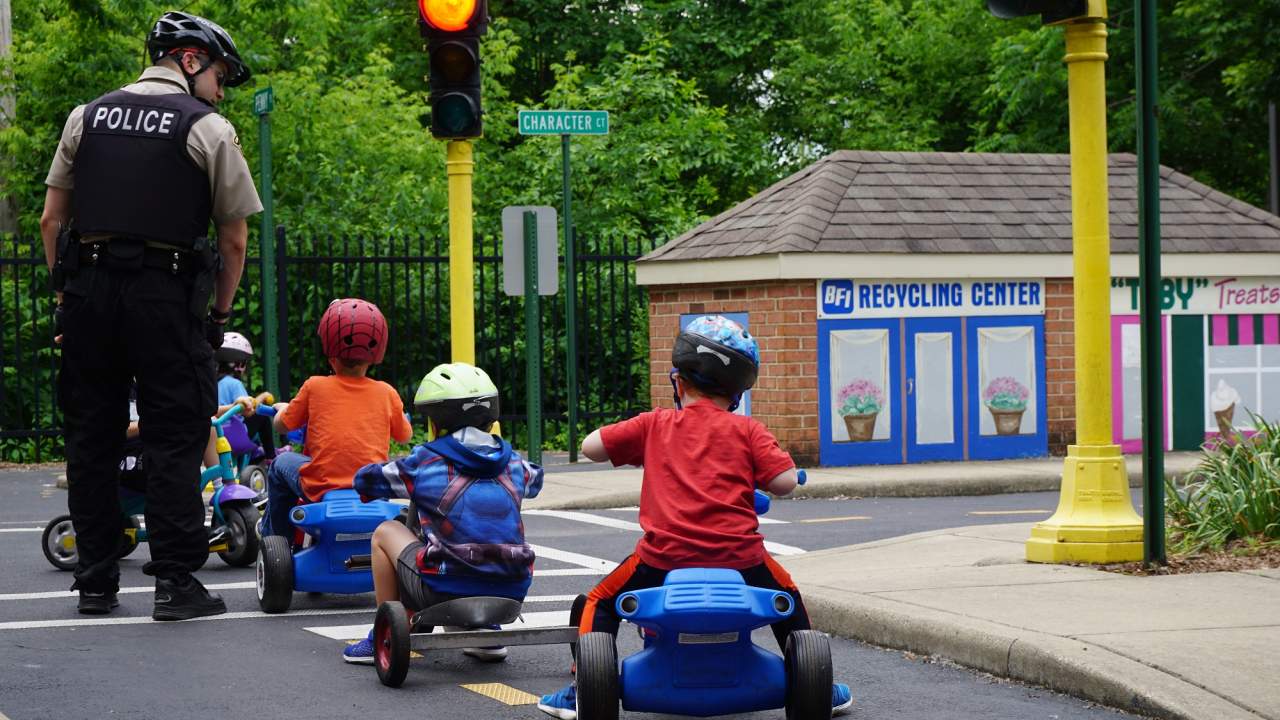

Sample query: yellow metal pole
[1026,2,1144,564]
[447,139,475,364]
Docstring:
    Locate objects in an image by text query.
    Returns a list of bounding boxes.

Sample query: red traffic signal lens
[419,0,477,31]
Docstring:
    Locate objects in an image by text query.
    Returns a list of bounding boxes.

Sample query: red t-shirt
[278,374,413,500]
[600,401,795,570]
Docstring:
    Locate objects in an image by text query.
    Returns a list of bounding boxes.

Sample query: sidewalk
[533,451,1280,720]
[779,523,1279,720]
[527,451,1204,510]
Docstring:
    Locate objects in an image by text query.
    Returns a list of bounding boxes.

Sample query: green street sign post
[254,87,279,398]
[518,110,609,462]
[502,205,558,465]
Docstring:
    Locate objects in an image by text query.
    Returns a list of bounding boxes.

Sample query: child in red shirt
[261,298,412,538]
[537,315,851,720]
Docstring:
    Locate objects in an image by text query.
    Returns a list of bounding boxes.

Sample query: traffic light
[985,0,1097,25]
[418,0,488,139]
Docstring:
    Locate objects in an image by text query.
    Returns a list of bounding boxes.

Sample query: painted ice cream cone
[1210,380,1240,437]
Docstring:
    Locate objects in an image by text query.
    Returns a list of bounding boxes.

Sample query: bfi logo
[821,280,855,316]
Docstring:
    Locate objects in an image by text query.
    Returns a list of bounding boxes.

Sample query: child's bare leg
[203,426,219,469]
[370,520,418,606]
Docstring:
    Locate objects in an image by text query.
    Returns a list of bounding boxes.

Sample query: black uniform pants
[59,263,216,592]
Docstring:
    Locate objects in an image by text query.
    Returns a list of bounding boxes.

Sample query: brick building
[636,151,1280,467]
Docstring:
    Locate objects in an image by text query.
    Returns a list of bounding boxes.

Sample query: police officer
[38,12,262,619]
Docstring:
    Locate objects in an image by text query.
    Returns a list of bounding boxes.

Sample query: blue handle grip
[256,404,277,418]
[797,469,807,486]
[753,489,771,515]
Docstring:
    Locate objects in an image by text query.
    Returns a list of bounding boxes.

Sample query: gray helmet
[146,11,250,87]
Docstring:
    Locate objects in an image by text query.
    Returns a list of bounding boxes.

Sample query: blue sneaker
[536,683,576,720]
[343,630,375,665]
[832,682,853,716]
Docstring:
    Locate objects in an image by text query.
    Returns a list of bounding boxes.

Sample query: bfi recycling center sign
[818,279,1045,319]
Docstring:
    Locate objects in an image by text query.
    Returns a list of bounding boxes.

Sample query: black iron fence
[1,232,655,461]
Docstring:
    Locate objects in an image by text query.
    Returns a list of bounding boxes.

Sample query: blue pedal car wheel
[257,535,293,613]
[576,632,619,720]
[784,630,832,720]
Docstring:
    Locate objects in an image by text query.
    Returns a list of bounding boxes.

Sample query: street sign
[253,87,274,116]
[518,110,609,136]
[502,206,558,296]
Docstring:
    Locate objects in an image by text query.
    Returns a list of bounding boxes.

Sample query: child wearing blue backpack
[343,362,543,664]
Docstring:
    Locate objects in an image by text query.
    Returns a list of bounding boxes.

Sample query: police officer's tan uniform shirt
[45,65,263,224]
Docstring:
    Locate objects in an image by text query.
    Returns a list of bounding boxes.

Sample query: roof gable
[641,151,1280,263]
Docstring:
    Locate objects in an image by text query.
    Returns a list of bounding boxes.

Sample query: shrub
[1166,411,1280,552]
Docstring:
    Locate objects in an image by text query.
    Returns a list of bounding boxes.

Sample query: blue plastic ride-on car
[575,568,832,720]
[255,488,403,613]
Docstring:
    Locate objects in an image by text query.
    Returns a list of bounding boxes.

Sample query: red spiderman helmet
[317,298,388,365]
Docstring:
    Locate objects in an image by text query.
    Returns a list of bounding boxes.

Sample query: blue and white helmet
[671,315,759,398]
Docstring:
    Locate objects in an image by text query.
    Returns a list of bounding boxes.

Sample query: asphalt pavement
[0,464,1152,720]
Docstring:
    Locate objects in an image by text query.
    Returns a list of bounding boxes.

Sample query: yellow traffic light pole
[1026,0,1144,563]
[447,139,475,364]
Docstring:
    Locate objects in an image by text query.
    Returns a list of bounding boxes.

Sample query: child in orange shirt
[260,298,413,539]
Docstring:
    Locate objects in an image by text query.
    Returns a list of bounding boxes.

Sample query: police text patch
[86,104,182,139]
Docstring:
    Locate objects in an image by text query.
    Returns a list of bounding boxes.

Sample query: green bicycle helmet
[414,362,500,435]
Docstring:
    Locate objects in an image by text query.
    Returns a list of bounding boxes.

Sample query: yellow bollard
[1026,4,1144,564]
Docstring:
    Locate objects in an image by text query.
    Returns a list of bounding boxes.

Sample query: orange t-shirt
[278,374,413,500]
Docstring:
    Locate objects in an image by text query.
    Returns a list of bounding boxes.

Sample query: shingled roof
[640,150,1280,263]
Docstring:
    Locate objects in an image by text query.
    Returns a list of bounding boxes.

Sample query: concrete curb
[800,585,1265,720]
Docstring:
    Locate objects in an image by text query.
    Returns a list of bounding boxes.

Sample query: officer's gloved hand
[205,314,225,349]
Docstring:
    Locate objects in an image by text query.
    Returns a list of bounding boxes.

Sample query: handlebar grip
[256,392,275,406]
[256,404,277,418]
[797,469,807,486]
[753,489,771,516]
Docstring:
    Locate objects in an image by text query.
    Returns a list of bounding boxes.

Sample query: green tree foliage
[3,1,1278,461]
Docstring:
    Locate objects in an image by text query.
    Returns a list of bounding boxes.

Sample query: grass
[1165,412,1280,554]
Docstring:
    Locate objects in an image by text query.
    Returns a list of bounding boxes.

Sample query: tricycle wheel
[375,601,411,688]
[256,535,293,613]
[785,630,833,720]
[217,503,260,567]
[41,515,77,571]
[575,632,618,720]
[239,464,268,496]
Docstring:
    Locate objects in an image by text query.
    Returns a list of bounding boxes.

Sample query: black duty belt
[78,242,197,275]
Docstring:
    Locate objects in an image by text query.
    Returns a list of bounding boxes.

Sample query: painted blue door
[966,315,1048,459]
[905,318,964,462]
[818,318,903,465]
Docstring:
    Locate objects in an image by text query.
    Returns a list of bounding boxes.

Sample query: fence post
[275,225,291,399]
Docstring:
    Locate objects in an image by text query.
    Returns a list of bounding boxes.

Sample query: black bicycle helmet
[146,11,250,88]
[671,315,760,399]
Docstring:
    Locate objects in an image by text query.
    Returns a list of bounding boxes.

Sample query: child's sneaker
[449,624,509,662]
[343,630,375,665]
[832,682,853,716]
[536,684,576,720]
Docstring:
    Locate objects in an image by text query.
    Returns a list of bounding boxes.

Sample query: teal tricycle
[41,401,268,571]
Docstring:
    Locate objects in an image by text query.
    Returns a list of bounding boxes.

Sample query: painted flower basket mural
[838,379,884,442]
[983,376,1030,436]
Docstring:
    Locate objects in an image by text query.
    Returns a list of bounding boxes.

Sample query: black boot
[77,589,119,615]
[152,574,227,621]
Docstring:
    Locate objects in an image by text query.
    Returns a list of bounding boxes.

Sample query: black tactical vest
[72,89,215,249]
